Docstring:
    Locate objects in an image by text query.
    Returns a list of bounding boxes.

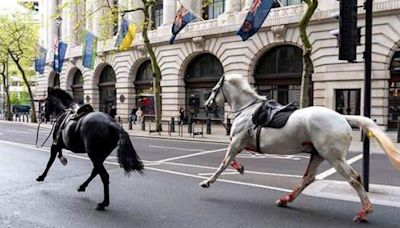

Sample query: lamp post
[54,16,62,73]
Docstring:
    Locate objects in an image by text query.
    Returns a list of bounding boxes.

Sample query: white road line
[316,154,363,180]
[149,145,203,152]
[160,161,304,178]
[0,139,292,193]
[158,148,227,162]
[198,171,241,176]
[237,154,303,160]
[6,130,31,134]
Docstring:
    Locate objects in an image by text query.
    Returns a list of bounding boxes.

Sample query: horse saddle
[252,100,297,129]
[70,104,94,121]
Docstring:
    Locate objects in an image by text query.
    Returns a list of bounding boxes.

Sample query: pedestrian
[129,107,138,124]
[179,106,185,124]
[136,107,144,124]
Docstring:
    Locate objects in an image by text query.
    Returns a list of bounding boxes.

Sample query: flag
[237,0,274,41]
[52,38,59,72]
[82,31,97,69]
[53,41,68,73]
[169,3,197,44]
[115,18,136,51]
[34,46,47,74]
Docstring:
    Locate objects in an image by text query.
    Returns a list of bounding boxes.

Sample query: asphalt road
[0,121,400,227]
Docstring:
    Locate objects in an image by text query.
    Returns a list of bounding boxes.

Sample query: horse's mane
[225,74,266,100]
[49,88,74,107]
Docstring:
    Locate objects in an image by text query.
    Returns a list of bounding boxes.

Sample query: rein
[35,118,56,148]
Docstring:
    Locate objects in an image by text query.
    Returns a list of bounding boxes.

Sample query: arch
[48,70,60,88]
[388,48,400,129]
[134,60,155,115]
[183,53,224,119]
[253,44,303,105]
[71,69,84,104]
[98,65,116,114]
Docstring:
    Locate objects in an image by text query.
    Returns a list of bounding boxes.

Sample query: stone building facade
[36,0,400,129]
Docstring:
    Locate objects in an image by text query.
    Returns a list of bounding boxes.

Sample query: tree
[299,0,318,108]
[0,14,39,122]
[0,55,12,120]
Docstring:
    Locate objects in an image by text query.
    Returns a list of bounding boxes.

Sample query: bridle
[210,76,228,107]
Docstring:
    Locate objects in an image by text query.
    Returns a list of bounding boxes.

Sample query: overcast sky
[0,1,29,15]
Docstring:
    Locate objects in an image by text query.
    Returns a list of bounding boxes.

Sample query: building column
[163,0,177,26]
[181,0,202,17]
[61,0,68,42]
[66,1,78,44]
[225,0,241,13]
[243,0,253,11]
[85,0,93,32]
[48,0,58,51]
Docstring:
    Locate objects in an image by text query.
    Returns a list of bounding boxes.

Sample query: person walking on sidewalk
[136,107,144,124]
[129,107,138,125]
[179,106,185,124]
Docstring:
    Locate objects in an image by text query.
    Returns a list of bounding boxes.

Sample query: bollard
[129,121,132,130]
[397,117,400,143]
[188,117,192,134]
[171,117,175,132]
[141,117,145,131]
[206,118,211,134]
[226,118,232,135]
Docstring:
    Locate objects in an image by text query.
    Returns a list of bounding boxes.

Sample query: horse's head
[44,87,74,121]
[204,76,226,112]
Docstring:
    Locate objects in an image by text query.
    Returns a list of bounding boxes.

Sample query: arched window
[388,49,400,129]
[254,45,303,105]
[185,53,224,119]
[98,65,116,113]
[71,70,84,104]
[202,0,225,20]
[134,60,155,115]
[53,73,60,88]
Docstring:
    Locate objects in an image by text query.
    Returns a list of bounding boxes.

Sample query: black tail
[111,122,144,175]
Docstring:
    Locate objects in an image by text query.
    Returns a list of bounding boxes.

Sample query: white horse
[200,74,400,223]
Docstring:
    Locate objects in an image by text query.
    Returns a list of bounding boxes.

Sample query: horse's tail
[110,122,144,175]
[345,115,400,170]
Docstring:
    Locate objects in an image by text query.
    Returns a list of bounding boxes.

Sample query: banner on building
[34,46,47,74]
[169,3,197,44]
[115,18,136,51]
[237,0,274,41]
[53,41,68,73]
[82,31,97,69]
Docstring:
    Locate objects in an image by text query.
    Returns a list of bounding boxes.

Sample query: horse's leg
[95,163,110,210]
[276,153,324,207]
[329,158,373,223]
[77,168,98,192]
[200,135,246,188]
[36,145,61,182]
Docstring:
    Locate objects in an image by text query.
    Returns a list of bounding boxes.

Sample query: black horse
[37,87,144,210]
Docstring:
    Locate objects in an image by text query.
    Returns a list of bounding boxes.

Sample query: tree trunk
[141,0,162,131]
[9,55,37,123]
[299,0,318,108]
[0,62,12,121]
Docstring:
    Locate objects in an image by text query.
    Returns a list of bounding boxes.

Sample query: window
[99,66,116,113]
[152,0,163,29]
[272,0,303,8]
[72,70,84,104]
[53,73,60,88]
[203,0,224,20]
[185,54,223,81]
[135,60,155,115]
[335,89,360,115]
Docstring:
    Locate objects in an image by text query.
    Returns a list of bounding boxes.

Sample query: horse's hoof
[59,156,68,166]
[238,166,244,175]
[77,186,86,192]
[199,181,210,188]
[353,215,368,223]
[353,209,369,223]
[36,176,45,182]
[275,199,288,207]
[96,203,108,211]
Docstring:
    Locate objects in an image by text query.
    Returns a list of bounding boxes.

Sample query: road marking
[316,154,363,180]
[151,161,304,178]
[237,153,304,160]
[0,139,292,193]
[6,130,31,134]
[158,148,227,162]
[198,171,241,176]
[149,145,203,152]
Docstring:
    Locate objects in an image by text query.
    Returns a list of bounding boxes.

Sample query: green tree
[0,14,39,122]
[299,0,318,108]
[0,54,12,120]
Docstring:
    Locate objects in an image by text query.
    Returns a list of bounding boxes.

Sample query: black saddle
[71,104,94,121]
[252,100,297,128]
